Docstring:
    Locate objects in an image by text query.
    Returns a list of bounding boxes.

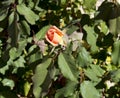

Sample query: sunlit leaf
[17,4,39,24]
[99,20,108,35]
[2,78,15,90]
[24,81,31,96]
[84,0,96,9]
[61,0,66,6]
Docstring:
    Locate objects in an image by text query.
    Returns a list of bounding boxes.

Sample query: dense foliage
[0,0,120,98]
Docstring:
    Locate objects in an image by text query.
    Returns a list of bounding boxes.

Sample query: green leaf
[9,40,27,60]
[18,39,28,54]
[0,7,8,21]
[24,81,31,96]
[0,27,3,32]
[9,47,18,60]
[1,0,15,5]
[66,25,79,35]
[0,0,15,21]
[17,4,39,25]
[8,11,19,47]
[84,64,105,85]
[77,47,92,67]
[84,68,100,84]
[110,69,120,82]
[58,53,79,82]
[109,17,120,36]
[83,25,98,53]
[18,20,30,35]
[2,78,15,90]
[32,58,51,98]
[99,20,108,35]
[90,64,105,77]
[0,63,9,75]
[18,0,23,4]
[12,56,25,73]
[36,25,50,40]
[55,81,77,98]
[111,40,120,65]
[84,0,96,9]
[108,2,120,37]
[61,0,66,5]
[80,81,101,98]
[68,91,79,98]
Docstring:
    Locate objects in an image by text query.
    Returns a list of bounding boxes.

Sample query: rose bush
[0,0,120,98]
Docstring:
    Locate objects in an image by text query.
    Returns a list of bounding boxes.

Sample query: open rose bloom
[45,26,64,46]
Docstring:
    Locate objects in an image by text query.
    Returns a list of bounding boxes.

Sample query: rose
[45,26,64,46]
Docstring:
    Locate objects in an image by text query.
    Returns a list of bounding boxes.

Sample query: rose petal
[51,26,64,37]
[45,26,64,46]
[52,33,62,44]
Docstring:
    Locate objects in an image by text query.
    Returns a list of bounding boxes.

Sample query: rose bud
[45,26,64,46]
